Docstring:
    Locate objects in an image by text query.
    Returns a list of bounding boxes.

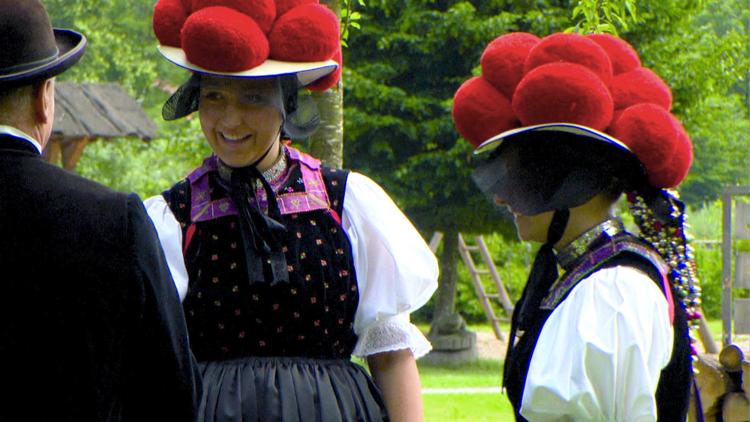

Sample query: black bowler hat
[0,0,86,88]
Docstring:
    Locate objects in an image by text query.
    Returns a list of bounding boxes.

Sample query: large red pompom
[153,0,188,47]
[275,0,319,17]
[655,116,693,187]
[611,67,673,111]
[452,77,519,147]
[611,103,684,187]
[524,33,614,86]
[182,7,269,72]
[586,34,640,75]
[480,32,540,99]
[513,62,614,131]
[268,4,339,61]
[307,47,342,91]
[192,0,276,33]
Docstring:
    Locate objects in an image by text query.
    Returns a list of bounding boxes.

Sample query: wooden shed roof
[52,82,158,141]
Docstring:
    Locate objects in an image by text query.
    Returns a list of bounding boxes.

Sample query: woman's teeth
[221,133,251,143]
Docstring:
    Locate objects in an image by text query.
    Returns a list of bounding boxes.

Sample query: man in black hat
[0,1,201,420]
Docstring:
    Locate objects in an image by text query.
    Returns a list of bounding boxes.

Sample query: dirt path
[476,330,506,360]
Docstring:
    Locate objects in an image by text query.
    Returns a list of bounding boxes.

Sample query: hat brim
[158,45,338,87]
[473,123,632,156]
[0,28,87,87]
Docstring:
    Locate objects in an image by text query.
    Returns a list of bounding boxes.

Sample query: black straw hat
[0,0,86,88]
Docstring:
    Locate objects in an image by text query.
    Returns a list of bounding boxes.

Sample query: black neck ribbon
[503,208,570,388]
[228,165,289,286]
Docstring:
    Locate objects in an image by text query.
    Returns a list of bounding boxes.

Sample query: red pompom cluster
[152,0,339,88]
[452,31,693,188]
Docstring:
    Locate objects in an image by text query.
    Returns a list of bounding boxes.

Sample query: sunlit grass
[423,393,514,421]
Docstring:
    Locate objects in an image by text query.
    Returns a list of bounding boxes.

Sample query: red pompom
[268,4,339,61]
[524,33,614,86]
[192,0,276,33]
[586,34,640,75]
[452,77,519,147]
[480,32,540,99]
[180,0,192,12]
[656,117,693,187]
[153,0,188,47]
[307,47,342,91]
[513,62,614,131]
[611,67,673,111]
[275,0,319,17]
[611,103,683,187]
[182,7,269,72]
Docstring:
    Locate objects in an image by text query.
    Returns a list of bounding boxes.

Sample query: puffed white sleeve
[342,172,439,359]
[519,266,674,422]
[144,195,189,302]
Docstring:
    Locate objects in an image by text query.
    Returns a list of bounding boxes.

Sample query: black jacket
[0,133,201,421]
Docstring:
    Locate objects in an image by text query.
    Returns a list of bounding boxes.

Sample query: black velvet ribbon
[229,166,289,286]
[503,209,570,389]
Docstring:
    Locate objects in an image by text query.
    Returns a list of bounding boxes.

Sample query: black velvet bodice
[164,164,359,362]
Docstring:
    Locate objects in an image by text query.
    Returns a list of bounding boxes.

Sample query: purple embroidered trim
[541,240,670,311]
[186,146,331,223]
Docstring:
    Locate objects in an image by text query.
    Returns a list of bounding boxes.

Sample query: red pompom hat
[152,0,340,89]
[452,31,693,189]
[456,32,704,341]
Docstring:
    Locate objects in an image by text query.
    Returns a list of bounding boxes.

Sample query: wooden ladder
[429,232,514,341]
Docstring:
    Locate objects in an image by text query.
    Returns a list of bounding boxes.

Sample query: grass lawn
[419,359,513,421]
[424,393,514,421]
[412,319,731,421]
[419,359,502,389]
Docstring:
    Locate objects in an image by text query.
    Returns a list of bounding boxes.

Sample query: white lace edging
[352,317,432,359]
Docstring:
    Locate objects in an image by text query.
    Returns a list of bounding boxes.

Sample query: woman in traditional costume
[146,1,438,420]
[453,32,701,421]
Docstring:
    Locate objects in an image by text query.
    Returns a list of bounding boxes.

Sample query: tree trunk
[429,230,469,336]
[434,230,459,321]
[309,0,344,168]
[309,85,343,168]
[423,231,477,364]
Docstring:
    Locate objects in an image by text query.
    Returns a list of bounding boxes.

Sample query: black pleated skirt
[197,356,389,422]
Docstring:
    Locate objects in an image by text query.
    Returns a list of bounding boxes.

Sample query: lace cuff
[352,315,432,359]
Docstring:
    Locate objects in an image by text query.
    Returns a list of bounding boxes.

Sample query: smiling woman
[198,76,285,169]
[142,1,439,421]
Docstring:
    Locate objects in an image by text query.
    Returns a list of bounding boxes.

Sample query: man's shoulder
[26,158,127,202]
[6,158,133,234]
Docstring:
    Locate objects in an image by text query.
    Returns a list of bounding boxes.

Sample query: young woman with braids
[453,32,701,421]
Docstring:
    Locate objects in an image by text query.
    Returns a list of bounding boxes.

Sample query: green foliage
[75,119,210,198]
[341,0,365,47]
[569,0,638,34]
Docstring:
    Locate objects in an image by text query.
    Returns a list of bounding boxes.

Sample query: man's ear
[33,78,54,124]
